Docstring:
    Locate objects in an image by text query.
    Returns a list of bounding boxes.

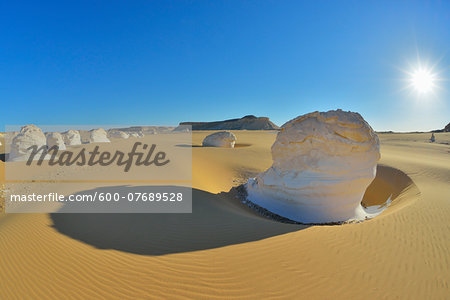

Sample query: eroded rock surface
[246,110,380,223]
[202,131,236,148]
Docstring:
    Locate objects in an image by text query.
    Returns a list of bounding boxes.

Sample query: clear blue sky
[1,0,449,131]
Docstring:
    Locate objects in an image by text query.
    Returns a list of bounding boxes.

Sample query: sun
[410,68,436,93]
[398,54,445,97]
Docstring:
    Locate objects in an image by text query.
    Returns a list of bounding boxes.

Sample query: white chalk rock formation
[88,128,110,143]
[246,110,380,224]
[108,130,130,139]
[202,131,236,148]
[46,132,66,150]
[129,131,144,138]
[173,125,191,133]
[62,130,82,146]
[4,132,18,145]
[9,125,48,161]
[145,128,156,135]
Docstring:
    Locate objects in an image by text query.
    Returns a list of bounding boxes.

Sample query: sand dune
[0,131,449,299]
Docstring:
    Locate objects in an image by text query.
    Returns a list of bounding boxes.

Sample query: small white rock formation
[246,110,381,224]
[88,128,110,143]
[173,125,191,133]
[145,128,156,135]
[108,130,130,139]
[129,131,144,138]
[202,131,236,148]
[63,130,82,146]
[9,125,48,161]
[46,132,66,150]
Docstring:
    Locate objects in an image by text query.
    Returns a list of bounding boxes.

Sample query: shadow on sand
[50,187,305,256]
[50,165,418,256]
[361,165,418,208]
[0,153,8,162]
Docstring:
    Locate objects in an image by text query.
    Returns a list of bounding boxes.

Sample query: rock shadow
[50,186,305,256]
[362,165,419,208]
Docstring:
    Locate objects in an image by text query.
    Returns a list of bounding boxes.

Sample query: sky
[1,0,449,131]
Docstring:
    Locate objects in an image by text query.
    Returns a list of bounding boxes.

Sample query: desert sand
[0,131,449,299]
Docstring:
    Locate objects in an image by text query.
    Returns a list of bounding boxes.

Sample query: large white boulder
[63,130,82,146]
[46,132,66,150]
[88,128,110,143]
[246,110,380,224]
[202,131,236,148]
[9,125,48,161]
[108,130,130,139]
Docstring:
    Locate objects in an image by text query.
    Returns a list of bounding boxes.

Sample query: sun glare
[397,52,445,98]
[410,68,435,93]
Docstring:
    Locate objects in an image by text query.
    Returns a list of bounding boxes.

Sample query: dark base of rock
[230,184,365,226]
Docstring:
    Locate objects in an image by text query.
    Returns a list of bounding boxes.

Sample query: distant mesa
[179,115,280,131]
[444,123,450,132]
[432,122,450,133]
